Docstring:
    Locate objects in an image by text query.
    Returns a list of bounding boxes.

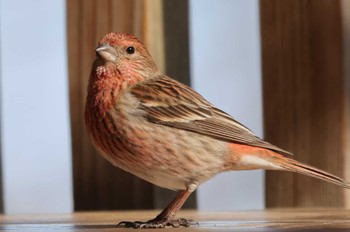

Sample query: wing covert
[130,75,292,156]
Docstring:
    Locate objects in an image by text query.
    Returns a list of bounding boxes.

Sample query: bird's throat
[86,63,144,117]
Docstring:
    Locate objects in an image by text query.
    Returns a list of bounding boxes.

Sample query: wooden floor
[0,208,349,231]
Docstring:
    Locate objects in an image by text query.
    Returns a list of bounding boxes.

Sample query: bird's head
[94,32,158,81]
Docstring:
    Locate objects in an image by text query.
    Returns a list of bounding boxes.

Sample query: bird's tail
[275,156,350,189]
[229,143,349,189]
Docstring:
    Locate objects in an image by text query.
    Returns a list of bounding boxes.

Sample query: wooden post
[67,0,194,210]
[67,0,150,211]
[261,0,348,207]
[341,0,350,208]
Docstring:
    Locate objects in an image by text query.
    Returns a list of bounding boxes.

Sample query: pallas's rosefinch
[85,32,350,228]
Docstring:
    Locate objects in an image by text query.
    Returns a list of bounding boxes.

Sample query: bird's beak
[96,44,118,63]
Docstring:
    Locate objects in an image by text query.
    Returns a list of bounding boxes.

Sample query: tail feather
[279,157,350,189]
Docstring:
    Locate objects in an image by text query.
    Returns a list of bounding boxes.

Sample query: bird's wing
[130,75,292,156]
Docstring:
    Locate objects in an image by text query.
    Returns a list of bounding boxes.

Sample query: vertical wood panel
[163,0,191,86]
[261,0,346,207]
[341,0,350,208]
[67,0,194,210]
[67,0,153,210]
[144,0,166,74]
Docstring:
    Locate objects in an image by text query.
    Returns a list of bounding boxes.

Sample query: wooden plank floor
[0,208,349,231]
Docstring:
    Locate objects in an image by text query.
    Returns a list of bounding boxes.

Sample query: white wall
[189,0,264,210]
[0,0,73,214]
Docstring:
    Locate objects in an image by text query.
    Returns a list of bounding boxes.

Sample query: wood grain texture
[67,0,194,210]
[341,0,350,208]
[67,0,152,211]
[163,0,191,86]
[1,209,350,231]
[260,0,347,207]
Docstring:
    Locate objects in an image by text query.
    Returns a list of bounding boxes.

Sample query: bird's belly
[93,113,229,190]
[136,170,188,190]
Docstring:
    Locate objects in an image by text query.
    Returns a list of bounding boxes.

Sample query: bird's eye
[126,46,135,54]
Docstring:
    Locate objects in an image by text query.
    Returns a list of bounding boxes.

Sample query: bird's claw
[117,218,194,228]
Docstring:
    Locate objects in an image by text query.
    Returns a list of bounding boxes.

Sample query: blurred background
[0,0,349,215]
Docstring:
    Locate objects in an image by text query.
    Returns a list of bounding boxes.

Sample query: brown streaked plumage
[85,32,350,229]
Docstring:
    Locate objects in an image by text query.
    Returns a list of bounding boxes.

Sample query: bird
[84,32,350,229]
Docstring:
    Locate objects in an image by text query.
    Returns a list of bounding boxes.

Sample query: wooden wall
[261,0,349,207]
[67,0,195,210]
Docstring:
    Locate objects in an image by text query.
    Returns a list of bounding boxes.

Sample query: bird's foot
[117,217,194,228]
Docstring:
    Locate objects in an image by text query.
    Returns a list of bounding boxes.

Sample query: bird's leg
[118,184,197,228]
[149,186,195,227]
